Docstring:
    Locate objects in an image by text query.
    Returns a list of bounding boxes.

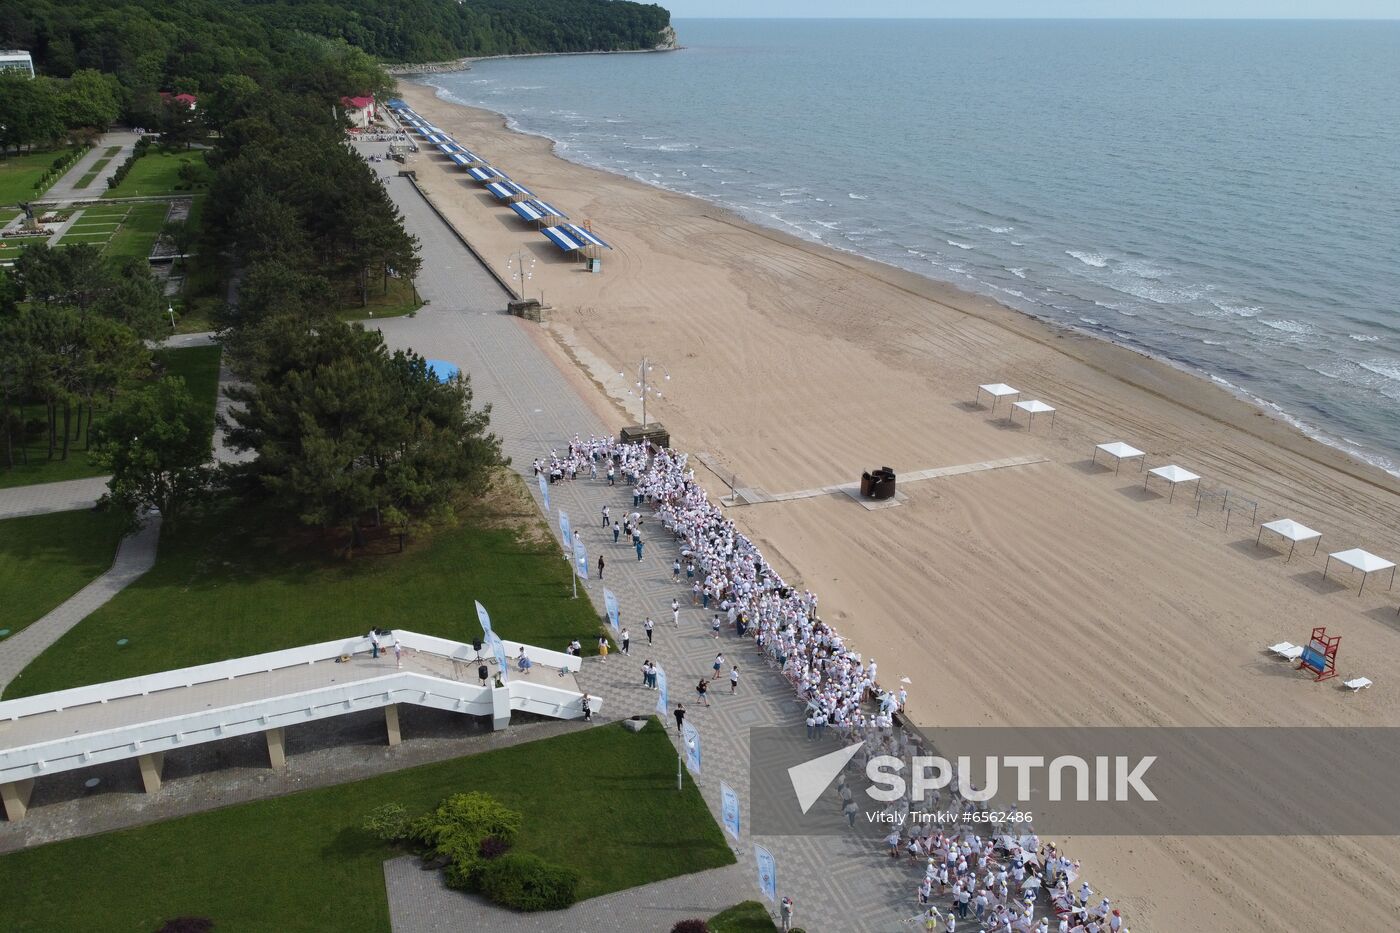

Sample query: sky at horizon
[667,2,1399,18]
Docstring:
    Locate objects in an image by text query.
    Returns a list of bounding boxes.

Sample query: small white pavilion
[975,383,1020,413]
[1256,519,1322,561]
[1092,441,1145,474]
[1323,548,1396,596]
[1144,464,1200,502]
[1011,399,1056,430]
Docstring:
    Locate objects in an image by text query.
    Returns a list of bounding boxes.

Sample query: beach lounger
[1269,642,1303,661]
[1343,677,1372,693]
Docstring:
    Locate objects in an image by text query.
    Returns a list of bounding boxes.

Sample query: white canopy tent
[1323,548,1396,595]
[1011,399,1056,430]
[1144,464,1200,502]
[1092,441,1145,474]
[975,383,1020,413]
[1256,519,1322,561]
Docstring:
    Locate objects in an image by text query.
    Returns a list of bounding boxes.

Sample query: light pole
[507,250,536,302]
[167,303,176,332]
[619,356,670,428]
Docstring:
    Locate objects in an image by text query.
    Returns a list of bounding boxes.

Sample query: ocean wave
[1066,249,1109,268]
[1261,319,1315,335]
[848,192,869,200]
[1359,359,1400,384]
[1350,334,1381,342]
[979,224,1014,234]
[1008,267,1028,279]
[1208,299,1263,318]
[946,240,974,250]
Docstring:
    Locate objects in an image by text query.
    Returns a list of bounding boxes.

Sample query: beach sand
[398,81,1400,931]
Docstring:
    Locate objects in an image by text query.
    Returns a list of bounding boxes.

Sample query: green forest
[0,0,673,76]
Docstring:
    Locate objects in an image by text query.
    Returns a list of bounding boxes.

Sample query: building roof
[341,95,375,109]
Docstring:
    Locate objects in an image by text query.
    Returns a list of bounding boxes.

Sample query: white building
[0,50,34,78]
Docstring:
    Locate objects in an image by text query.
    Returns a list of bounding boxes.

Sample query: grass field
[102,201,170,262]
[0,721,733,933]
[102,150,212,199]
[3,473,610,698]
[0,509,127,637]
[0,151,60,204]
[337,274,422,322]
[0,345,221,490]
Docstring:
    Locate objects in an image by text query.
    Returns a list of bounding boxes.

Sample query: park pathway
[0,477,110,520]
[363,145,909,932]
[40,130,142,204]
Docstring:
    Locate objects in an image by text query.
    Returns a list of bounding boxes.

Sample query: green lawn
[102,150,213,199]
[0,151,59,203]
[0,509,127,637]
[0,721,733,933]
[711,902,779,932]
[337,274,422,322]
[4,477,610,698]
[0,345,221,490]
[101,201,171,262]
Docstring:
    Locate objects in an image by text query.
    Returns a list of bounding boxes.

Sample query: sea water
[422,19,1400,474]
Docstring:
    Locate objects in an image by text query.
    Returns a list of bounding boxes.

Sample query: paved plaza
[361,145,910,931]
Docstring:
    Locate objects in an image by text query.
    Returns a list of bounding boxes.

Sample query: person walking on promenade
[581,693,592,722]
[598,636,609,662]
[779,896,793,932]
[620,627,631,654]
[613,520,621,544]
[392,635,403,669]
[369,629,381,659]
[696,678,710,707]
[730,665,740,694]
[712,652,725,680]
[598,554,605,579]
[607,463,616,485]
[674,703,686,732]
[672,559,682,583]
[671,598,680,627]
[601,504,610,528]
[645,617,655,644]
[634,535,644,562]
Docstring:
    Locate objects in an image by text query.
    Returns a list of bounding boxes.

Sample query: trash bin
[588,257,603,273]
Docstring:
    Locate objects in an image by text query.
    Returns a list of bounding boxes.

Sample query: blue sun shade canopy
[509,199,568,223]
[425,359,460,382]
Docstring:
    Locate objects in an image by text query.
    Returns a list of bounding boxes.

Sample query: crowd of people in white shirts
[538,434,1126,932]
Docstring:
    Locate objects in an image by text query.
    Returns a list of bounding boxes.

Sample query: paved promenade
[362,146,908,931]
[0,477,110,520]
[41,130,142,204]
[386,859,748,933]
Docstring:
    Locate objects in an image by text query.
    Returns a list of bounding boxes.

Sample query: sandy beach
[397,81,1400,930]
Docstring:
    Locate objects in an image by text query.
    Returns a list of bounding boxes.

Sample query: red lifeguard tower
[1297,627,1340,682]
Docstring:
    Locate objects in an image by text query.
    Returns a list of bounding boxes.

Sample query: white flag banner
[754,844,777,904]
[655,664,668,717]
[573,535,589,580]
[559,509,572,551]
[474,600,492,636]
[538,471,550,512]
[682,720,701,776]
[603,588,620,631]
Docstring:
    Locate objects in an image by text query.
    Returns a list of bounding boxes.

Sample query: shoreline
[414,76,1400,496]
[385,45,682,77]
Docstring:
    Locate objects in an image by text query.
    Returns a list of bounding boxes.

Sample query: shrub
[672,921,710,933]
[477,853,579,911]
[360,802,410,842]
[155,919,214,933]
[408,792,522,864]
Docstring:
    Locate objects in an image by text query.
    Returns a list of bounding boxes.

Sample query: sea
[419,19,1400,475]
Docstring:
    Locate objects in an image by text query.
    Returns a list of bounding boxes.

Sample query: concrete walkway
[359,140,907,932]
[385,859,747,933]
[41,131,142,204]
[0,477,110,520]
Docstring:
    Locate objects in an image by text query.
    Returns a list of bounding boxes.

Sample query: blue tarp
[425,359,460,382]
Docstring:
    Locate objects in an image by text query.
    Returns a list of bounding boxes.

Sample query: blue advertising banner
[655,664,668,717]
[754,845,777,904]
[682,721,702,776]
[603,588,620,632]
[559,509,572,551]
[573,535,588,581]
[720,781,741,841]
[489,632,508,684]
[474,600,492,636]
[538,471,550,512]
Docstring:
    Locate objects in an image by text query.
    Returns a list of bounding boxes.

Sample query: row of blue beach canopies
[385,99,612,262]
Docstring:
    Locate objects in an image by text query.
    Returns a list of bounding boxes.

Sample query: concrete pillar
[138,752,164,794]
[1,779,35,822]
[491,685,511,732]
[384,704,401,747]
[265,727,286,770]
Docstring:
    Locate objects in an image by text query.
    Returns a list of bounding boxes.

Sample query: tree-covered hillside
[0,0,673,78]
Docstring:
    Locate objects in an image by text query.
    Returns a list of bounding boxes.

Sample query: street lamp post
[507,250,536,302]
[619,356,670,428]
[167,303,176,332]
